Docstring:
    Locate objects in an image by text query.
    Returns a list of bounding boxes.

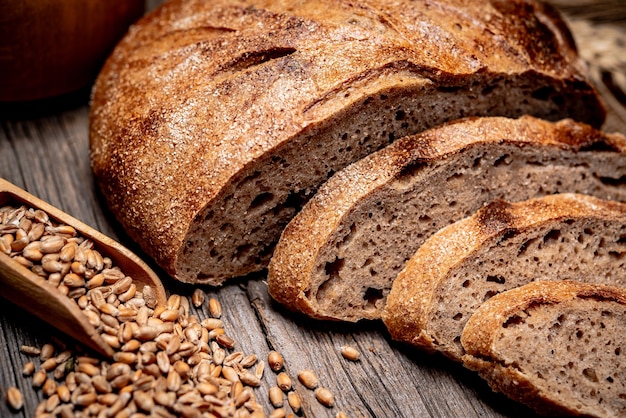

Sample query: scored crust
[461,280,626,417]
[90,0,604,284]
[381,193,626,359]
[268,117,626,321]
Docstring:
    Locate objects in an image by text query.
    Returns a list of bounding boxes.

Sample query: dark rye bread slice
[90,0,605,285]
[461,280,626,417]
[268,117,626,322]
[382,193,626,361]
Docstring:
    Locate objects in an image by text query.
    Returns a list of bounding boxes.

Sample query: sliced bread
[382,193,626,360]
[89,0,604,285]
[461,280,626,417]
[268,117,626,322]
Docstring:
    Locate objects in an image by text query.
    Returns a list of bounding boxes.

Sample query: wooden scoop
[0,178,167,358]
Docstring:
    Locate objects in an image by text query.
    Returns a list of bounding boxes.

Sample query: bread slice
[89,0,605,285]
[461,280,626,417]
[268,117,626,322]
[382,193,626,360]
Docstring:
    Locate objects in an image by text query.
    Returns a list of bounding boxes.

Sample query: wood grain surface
[0,2,625,417]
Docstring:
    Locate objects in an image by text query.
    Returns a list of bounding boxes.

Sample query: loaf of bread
[382,193,626,360]
[89,0,605,285]
[461,280,626,417]
[268,117,626,322]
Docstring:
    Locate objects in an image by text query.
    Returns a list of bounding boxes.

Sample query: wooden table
[1,2,625,417]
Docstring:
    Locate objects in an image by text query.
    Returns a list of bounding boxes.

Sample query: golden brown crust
[90,0,605,283]
[460,280,626,416]
[270,117,626,320]
[382,193,626,354]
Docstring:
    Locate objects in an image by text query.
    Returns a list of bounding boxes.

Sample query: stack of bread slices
[89,0,626,415]
[267,117,626,415]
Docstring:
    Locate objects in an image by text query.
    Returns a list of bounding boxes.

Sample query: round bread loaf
[90,0,605,285]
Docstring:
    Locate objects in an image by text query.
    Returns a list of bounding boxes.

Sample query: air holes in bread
[273,190,308,218]
[239,170,261,188]
[484,290,498,301]
[250,192,274,210]
[493,154,511,167]
[446,172,463,183]
[395,161,426,185]
[518,237,538,256]
[498,229,518,244]
[486,275,506,284]
[324,257,345,280]
[196,272,214,281]
[595,174,626,187]
[502,314,525,328]
[543,229,562,243]
[583,368,599,383]
[234,244,253,261]
[549,321,561,333]
[364,287,383,310]
[530,85,555,101]
[337,223,357,249]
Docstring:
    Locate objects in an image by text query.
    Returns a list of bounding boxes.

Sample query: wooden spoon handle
[0,252,115,357]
